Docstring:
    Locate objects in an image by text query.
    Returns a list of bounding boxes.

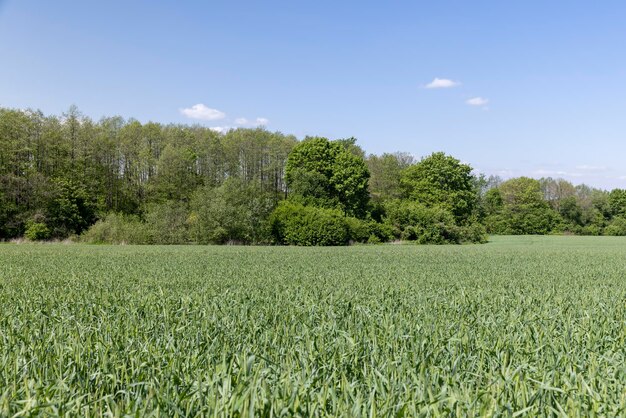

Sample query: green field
[1,236,626,416]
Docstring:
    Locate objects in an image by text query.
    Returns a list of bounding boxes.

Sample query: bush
[343,217,394,244]
[189,180,275,244]
[269,201,348,246]
[483,214,510,235]
[47,180,96,238]
[457,223,488,244]
[384,200,486,244]
[413,222,457,245]
[367,234,381,244]
[24,221,51,241]
[384,200,453,243]
[143,201,190,244]
[366,221,394,243]
[604,217,626,236]
[484,204,561,235]
[81,213,148,244]
[344,217,370,243]
[506,206,561,235]
[581,224,602,236]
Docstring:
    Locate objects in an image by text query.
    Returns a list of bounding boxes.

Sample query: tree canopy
[400,152,476,222]
[1,106,625,244]
[285,137,370,218]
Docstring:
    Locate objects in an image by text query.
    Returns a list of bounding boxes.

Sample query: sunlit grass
[1,237,625,416]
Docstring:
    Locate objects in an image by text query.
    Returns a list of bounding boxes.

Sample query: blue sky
[1,1,626,189]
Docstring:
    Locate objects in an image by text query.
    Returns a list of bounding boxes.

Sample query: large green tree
[608,189,626,218]
[485,177,560,234]
[46,179,96,237]
[285,137,370,218]
[367,152,414,201]
[400,152,476,222]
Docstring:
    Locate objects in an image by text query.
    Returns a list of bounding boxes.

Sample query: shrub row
[267,201,393,246]
[79,199,486,246]
[384,200,487,244]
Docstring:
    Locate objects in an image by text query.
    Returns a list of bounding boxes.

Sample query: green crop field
[1,236,626,416]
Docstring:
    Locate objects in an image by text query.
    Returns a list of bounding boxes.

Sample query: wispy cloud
[496,169,516,177]
[235,116,270,127]
[575,165,608,172]
[532,169,583,178]
[180,104,226,120]
[466,97,489,106]
[424,78,460,89]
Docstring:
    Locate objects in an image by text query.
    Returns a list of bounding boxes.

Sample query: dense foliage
[285,137,370,218]
[269,201,350,246]
[0,106,296,242]
[1,106,625,244]
[1,237,626,415]
[400,152,476,222]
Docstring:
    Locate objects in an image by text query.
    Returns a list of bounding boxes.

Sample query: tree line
[1,106,625,245]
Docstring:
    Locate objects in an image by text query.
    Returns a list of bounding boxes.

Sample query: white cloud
[424,78,460,89]
[466,97,489,106]
[208,126,232,133]
[180,104,226,120]
[235,116,270,127]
